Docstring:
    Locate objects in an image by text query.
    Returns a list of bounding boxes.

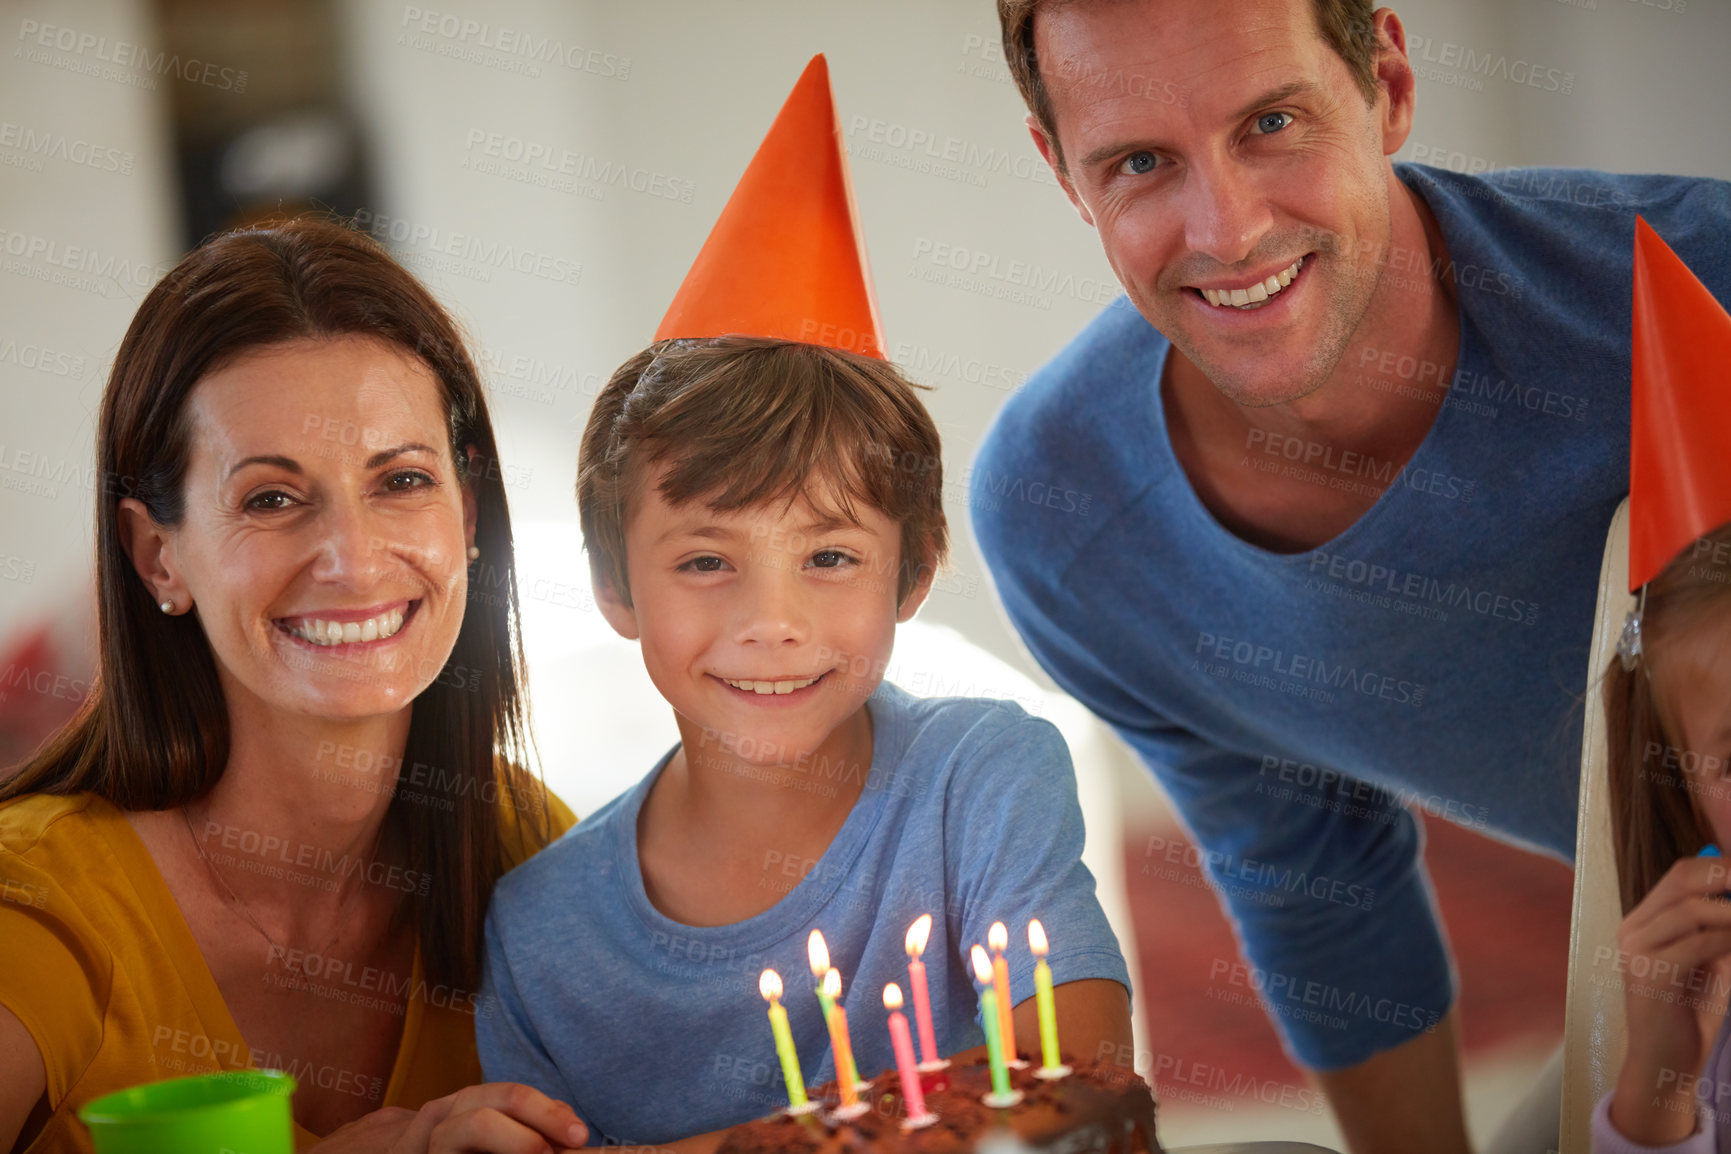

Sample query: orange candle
[988,922,1022,1067]
[822,968,864,1114]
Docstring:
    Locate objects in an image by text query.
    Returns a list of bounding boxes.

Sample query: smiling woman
[0,218,588,1153]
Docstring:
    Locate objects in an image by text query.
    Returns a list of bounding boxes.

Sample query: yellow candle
[988,921,1019,1064]
[1028,920,1068,1077]
[759,970,809,1109]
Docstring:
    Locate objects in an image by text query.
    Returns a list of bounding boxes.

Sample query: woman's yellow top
[0,789,575,1152]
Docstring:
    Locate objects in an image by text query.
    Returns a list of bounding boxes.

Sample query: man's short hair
[577,336,948,606]
[999,0,1380,170]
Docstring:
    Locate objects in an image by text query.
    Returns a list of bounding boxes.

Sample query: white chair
[1557,498,1634,1153]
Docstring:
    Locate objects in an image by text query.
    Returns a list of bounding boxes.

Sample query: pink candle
[904,915,943,1068]
[884,984,934,1126]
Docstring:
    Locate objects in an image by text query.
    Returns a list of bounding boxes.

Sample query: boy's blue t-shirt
[477,679,1131,1144]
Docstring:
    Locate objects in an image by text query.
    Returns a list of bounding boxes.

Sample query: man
[970,1,1731,1150]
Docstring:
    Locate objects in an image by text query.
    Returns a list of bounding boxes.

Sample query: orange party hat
[655,54,885,358]
[1628,216,1731,590]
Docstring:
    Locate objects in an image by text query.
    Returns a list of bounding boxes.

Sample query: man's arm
[998,973,1461,1154]
[1117,734,1469,1152]
[971,404,1470,1150]
[963,599,1468,1146]
[1311,1009,1470,1154]
[1003,973,1467,1154]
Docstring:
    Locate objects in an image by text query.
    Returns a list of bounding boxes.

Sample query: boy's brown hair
[577,336,948,606]
[1604,522,1731,913]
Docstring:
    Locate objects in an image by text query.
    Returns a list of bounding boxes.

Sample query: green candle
[810,929,838,1040]
[971,945,1017,1103]
[759,970,809,1110]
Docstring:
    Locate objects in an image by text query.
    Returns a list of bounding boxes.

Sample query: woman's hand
[311,1083,588,1153]
[1610,855,1731,1145]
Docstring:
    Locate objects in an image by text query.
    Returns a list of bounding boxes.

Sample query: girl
[1601,521,1731,1151]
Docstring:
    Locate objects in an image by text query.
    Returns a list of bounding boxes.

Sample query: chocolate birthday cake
[716,1057,1160,1153]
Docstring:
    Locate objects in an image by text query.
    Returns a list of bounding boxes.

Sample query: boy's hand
[311,1083,588,1153]
[1610,855,1731,1145]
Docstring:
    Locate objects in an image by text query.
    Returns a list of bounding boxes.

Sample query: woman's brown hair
[0,216,545,991]
[1605,523,1731,913]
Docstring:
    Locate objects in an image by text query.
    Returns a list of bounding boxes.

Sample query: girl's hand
[1610,855,1731,1144]
[310,1083,588,1153]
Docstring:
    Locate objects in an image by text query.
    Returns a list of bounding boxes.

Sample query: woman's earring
[160,600,175,615]
[467,546,480,561]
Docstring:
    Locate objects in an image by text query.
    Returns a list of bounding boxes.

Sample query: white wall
[0,0,179,644]
[7,0,1728,678]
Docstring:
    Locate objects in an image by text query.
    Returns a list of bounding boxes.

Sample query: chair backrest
[1558,497,1634,1154]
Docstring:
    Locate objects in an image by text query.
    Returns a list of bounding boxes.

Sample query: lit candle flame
[1028,919,1049,957]
[823,967,842,1000]
[905,913,932,958]
[884,982,904,1011]
[971,944,993,985]
[989,921,1008,953]
[760,969,783,1002]
[808,929,830,977]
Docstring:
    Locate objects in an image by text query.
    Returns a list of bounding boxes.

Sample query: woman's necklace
[181,802,388,978]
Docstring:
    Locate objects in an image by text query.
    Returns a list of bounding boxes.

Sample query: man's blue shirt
[970,164,1731,1069]
[478,680,1130,1143]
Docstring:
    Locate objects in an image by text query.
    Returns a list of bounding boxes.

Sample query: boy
[477,56,1131,1145]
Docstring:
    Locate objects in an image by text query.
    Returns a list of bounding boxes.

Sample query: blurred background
[2,0,1727,1146]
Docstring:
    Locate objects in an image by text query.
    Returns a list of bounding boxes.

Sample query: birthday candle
[883,983,934,1125]
[809,931,860,1093]
[822,968,860,1108]
[809,930,833,1018]
[759,970,809,1110]
[1028,920,1066,1075]
[904,914,943,1068]
[988,922,1019,1063]
[971,945,1015,1102]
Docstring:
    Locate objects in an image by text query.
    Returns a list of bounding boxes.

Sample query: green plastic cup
[78,1070,297,1154]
